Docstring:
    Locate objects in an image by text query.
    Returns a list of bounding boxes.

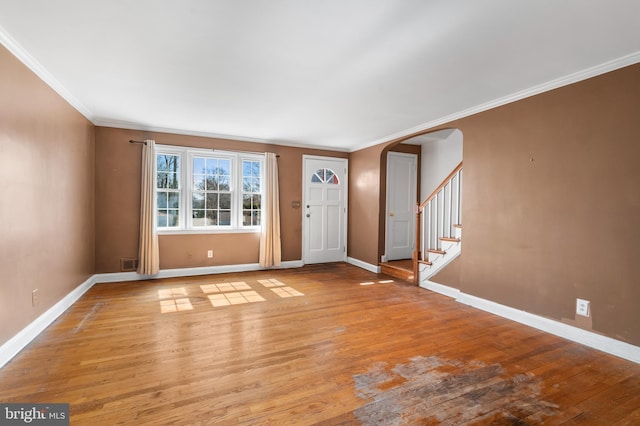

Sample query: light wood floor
[1,263,639,425]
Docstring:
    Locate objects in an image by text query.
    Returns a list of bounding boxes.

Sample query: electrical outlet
[576,298,590,317]
[32,289,38,307]
[207,250,213,258]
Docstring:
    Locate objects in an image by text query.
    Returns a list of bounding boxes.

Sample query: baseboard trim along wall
[94,260,305,284]
[0,275,96,369]
[422,280,640,364]
[4,264,638,369]
[347,257,381,273]
[0,260,304,369]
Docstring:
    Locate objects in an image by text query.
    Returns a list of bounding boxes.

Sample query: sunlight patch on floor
[160,298,193,313]
[270,287,304,298]
[360,280,395,286]
[158,288,194,313]
[258,279,286,287]
[158,279,304,312]
[200,282,251,293]
[208,291,266,307]
[158,287,188,298]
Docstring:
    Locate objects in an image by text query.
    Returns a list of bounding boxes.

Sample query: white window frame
[155,144,264,234]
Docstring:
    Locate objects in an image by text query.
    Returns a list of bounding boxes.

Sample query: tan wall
[456,63,640,345]
[95,127,347,272]
[355,63,640,346]
[0,45,95,346]
[430,255,462,289]
[347,145,385,265]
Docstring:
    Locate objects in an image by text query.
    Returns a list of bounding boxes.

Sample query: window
[192,157,232,227]
[156,154,181,227]
[311,168,339,184]
[242,160,262,226]
[155,145,263,232]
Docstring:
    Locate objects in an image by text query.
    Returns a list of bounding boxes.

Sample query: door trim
[384,151,417,262]
[302,155,348,264]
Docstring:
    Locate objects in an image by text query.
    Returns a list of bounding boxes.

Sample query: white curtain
[259,153,282,267]
[138,139,160,275]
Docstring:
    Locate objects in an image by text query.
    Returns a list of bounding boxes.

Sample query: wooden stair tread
[428,249,446,255]
[453,224,463,228]
[380,261,414,283]
[440,237,460,242]
[417,259,432,266]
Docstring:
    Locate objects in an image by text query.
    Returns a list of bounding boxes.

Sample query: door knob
[306,214,310,217]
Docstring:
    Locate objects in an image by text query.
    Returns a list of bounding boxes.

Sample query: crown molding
[94,119,351,153]
[352,50,640,152]
[3,18,638,155]
[0,23,95,122]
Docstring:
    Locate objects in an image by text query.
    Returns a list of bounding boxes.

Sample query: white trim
[0,261,303,368]
[95,119,351,152]
[3,261,638,369]
[385,151,418,261]
[421,279,461,299]
[302,155,349,264]
[0,23,94,122]
[421,282,640,364]
[353,50,640,152]
[347,257,381,273]
[95,260,304,284]
[0,275,96,369]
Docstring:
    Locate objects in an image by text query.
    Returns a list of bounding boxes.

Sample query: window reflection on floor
[158,278,306,312]
[208,291,266,307]
[258,278,286,287]
[360,279,395,286]
[270,287,304,298]
[158,287,194,313]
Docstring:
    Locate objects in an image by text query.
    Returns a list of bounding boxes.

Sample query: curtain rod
[129,139,279,157]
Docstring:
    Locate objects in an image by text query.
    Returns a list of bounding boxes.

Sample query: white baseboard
[0,275,96,369]
[1,261,304,368]
[421,279,461,299]
[422,281,640,364]
[94,260,304,284]
[347,257,381,273]
[5,263,638,369]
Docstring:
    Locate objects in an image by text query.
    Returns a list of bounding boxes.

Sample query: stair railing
[413,162,463,284]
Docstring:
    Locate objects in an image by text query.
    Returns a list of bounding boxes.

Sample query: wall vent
[120,258,139,272]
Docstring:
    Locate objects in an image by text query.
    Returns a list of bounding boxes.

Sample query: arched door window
[311,168,340,184]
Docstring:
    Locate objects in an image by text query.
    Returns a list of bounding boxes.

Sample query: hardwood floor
[1,263,639,425]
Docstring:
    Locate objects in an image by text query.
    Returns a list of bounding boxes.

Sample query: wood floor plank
[0,263,638,425]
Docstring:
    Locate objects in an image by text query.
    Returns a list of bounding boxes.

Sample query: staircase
[414,162,463,286]
[380,260,414,282]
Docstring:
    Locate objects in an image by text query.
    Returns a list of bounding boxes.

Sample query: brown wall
[430,256,462,289]
[94,127,347,273]
[347,145,385,265]
[0,45,95,345]
[352,63,640,346]
[456,63,640,345]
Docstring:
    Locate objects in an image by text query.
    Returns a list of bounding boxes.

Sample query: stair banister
[413,161,463,284]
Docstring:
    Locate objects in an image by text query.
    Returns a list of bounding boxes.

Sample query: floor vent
[120,258,139,272]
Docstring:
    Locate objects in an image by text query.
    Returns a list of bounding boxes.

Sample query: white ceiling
[1,1,639,151]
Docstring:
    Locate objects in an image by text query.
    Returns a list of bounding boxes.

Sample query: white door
[303,156,348,264]
[385,152,417,261]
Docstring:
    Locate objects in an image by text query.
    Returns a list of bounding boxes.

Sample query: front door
[385,152,417,261]
[303,156,348,264]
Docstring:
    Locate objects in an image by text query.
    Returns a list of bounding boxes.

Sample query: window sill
[157,228,261,236]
